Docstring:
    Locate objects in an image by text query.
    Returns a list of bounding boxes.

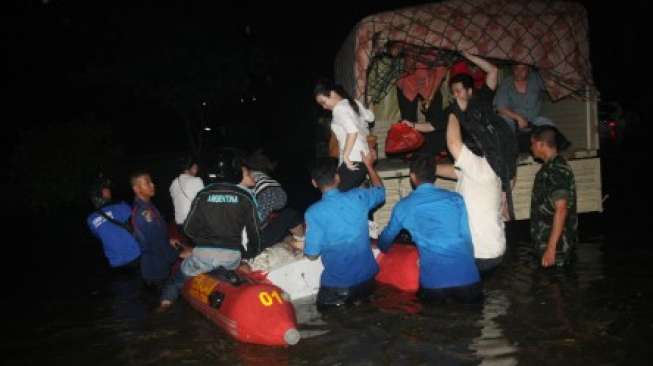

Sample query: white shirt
[169,173,204,225]
[454,145,506,259]
[331,99,374,164]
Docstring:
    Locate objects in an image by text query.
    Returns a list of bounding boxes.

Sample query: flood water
[4,219,651,365]
[3,154,652,365]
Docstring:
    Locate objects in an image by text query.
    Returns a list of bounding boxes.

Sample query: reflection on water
[469,290,518,366]
[466,241,607,366]
[6,232,653,365]
[293,295,330,339]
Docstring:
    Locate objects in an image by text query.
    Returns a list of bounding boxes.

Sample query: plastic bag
[385,121,425,154]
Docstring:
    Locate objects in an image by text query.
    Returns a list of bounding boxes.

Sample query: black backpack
[451,98,518,218]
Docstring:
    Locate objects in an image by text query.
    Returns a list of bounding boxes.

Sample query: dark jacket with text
[184,182,262,259]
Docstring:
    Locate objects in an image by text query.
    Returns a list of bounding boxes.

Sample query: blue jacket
[132,198,178,281]
[378,183,479,289]
[87,202,141,267]
[304,186,385,288]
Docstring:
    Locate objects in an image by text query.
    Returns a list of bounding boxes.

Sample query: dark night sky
[7,1,445,156]
[5,1,649,148]
[4,0,650,213]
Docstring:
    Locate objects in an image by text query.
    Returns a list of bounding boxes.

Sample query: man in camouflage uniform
[530,125,577,267]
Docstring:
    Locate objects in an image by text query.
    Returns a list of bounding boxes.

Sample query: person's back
[451,82,518,195]
[380,156,481,303]
[304,186,382,288]
[86,177,141,268]
[251,170,286,223]
[160,156,261,309]
[304,153,385,307]
[244,150,305,251]
[439,53,516,275]
[380,185,479,290]
[169,158,204,226]
[87,201,141,268]
[453,136,506,261]
[184,182,262,259]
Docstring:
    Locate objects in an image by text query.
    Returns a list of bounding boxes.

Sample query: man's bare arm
[401,120,436,133]
[362,150,383,188]
[462,51,498,91]
[541,199,568,267]
[414,122,435,133]
[497,107,528,129]
[446,113,463,161]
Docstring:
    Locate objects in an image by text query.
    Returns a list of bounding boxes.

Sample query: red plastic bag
[385,121,425,154]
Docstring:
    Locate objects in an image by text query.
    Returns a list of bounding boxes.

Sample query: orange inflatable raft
[181,268,300,346]
[172,211,418,347]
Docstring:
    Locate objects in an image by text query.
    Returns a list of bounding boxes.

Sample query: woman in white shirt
[169,157,204,231]
[314,80,375,191]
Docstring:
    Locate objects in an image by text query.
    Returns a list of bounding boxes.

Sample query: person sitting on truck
[304,150,385,309]
[494,64,554,132]
[395,58,449,159]
[400,91,449,160]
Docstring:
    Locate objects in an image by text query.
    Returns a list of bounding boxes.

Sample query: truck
[333,0,602,227]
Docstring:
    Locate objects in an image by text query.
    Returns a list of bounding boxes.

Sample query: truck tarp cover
[335,0,592,102]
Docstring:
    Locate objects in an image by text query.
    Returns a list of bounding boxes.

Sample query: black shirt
[416,91,447,156]
[184,183,262,258]
[448,85,518,192]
